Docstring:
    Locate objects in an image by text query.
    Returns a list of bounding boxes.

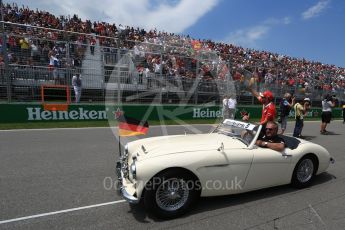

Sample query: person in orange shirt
[248,87,276,126]
[248,82,276,138]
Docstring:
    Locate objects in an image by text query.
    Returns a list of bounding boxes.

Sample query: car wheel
[291,156,316,188]
[143,169,200,219]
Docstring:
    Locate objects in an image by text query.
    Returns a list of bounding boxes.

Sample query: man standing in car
[248,86,276,127]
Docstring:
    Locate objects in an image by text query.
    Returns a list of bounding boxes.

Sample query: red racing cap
[262,90,273,101]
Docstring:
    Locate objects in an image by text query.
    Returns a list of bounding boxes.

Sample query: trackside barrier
[0,104,343,123]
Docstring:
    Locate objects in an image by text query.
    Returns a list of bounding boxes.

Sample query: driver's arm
[256,140,285,152]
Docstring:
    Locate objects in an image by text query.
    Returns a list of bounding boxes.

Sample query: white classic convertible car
[116,119,334,218]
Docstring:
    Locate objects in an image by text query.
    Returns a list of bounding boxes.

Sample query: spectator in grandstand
[41,43,50,63]
[136,65,144,84]
[89,36,96,55]
[19,37,30,61]
[48,50,60,84]
[320,94,336,134]
[73,56,82,69]
[2,2,344,100]
[0,55,4,66]
[0,55,4,82]
[279,93,295,135]
[72,73,82,103]
[293,98,310,138]
[30,41,40,64]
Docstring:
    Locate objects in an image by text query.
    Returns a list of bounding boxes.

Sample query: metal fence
[1,22,344,105]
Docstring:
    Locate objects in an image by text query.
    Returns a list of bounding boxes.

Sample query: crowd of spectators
[0,3,91,68]
[0,2,344,97]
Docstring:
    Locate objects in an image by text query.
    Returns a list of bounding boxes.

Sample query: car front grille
[120,151,129,179]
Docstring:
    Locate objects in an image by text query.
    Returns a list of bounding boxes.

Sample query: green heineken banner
[0,103,342,123]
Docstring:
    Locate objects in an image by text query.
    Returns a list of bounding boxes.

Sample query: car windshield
[213,119,260,145]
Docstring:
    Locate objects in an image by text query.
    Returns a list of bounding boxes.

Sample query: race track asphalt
[0,120,344,230]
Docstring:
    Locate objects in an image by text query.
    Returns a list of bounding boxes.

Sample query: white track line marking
[308,204,327,227]
[0,200,126,225]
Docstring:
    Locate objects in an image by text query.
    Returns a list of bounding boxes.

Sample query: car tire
[143,169,200,219]
[291,156,316,188]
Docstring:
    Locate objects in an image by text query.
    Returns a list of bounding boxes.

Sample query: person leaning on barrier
[256,121,286,152]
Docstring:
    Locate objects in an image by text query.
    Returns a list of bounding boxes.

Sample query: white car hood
[128,133,247,160]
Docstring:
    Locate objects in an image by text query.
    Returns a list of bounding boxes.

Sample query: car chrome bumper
[116,161,139,204]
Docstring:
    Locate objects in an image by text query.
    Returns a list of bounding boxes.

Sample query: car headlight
[130,161,136,180]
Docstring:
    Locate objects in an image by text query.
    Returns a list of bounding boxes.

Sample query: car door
[243,147,293,191]
[197,141,254,197]
[222,145,254,194]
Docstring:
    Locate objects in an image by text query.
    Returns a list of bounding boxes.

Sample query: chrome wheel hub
[155,178,189,211]
[297,159,314,183]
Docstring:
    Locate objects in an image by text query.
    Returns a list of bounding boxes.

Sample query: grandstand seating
[0,2,344,104]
